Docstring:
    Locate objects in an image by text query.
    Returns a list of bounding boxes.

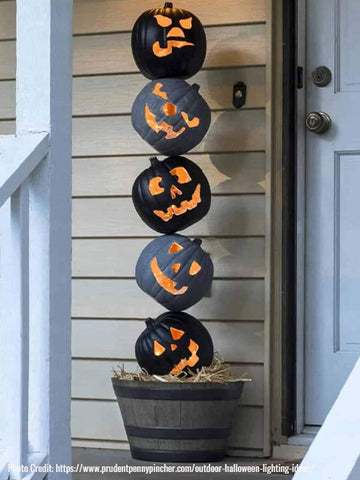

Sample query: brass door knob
[306,112,332,134]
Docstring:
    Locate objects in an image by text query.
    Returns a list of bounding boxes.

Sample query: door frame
[270,0,300,446]
[294,0,307,437]
[271,0,323,448]
[290,0,320,444]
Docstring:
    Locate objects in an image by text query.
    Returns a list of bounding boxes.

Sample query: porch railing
[0,1,73,479]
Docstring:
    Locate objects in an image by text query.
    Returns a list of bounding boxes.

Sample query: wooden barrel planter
[112,379,244,462]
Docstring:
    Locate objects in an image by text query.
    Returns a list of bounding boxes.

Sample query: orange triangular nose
[170,185,182,199]
[167,27,185,38]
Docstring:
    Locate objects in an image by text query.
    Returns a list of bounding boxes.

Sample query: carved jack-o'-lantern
[136,234,213,311]
[132,156,211,234]
[131,78,211,156]
[132,2,206,80]
[135,312,214,375]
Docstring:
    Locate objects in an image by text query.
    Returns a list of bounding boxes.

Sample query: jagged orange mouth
[144,103,200,140]
[170,339,200,374]
[150,257,188,295]
[145,104,185,139]
[153,184,201,222]
[152,40,194,58]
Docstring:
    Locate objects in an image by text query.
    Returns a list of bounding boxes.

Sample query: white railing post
[17,0,73,477]
[0,183,30,480]
[0,1,72,477]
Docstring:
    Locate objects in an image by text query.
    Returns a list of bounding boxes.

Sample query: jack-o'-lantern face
[150,241,202,295]
[135,234,214,312]
[131,78,211,156]
[132,156,211,234]
[135,312,214,376]
[152,14,194,58]
[153,326,200,374]
[148,164,201,222]
[131,3,207,80]
[145,82,200,140]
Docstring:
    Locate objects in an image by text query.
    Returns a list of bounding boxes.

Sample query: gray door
[305,0,360,425]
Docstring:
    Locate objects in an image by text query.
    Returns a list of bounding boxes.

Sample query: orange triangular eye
[169,242,183,254]
[171,344,178,351]
[189,261,201,275]
[180,17,193,29]
[152,82,168,100]
[171,263,181,273]
[154,340,166,356]
[154,14,172,28]
[170,327,184,340]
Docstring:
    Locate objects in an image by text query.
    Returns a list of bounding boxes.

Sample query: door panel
[335,152,360,353]
[305,0,360,424]
[337,0,360,92]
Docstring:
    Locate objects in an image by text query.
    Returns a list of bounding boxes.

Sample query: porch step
[73,448,294,479]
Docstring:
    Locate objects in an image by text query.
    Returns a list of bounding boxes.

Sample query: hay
[112,354,252,383]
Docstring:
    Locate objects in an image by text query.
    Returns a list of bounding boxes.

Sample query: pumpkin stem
[193,238,202,246]
[192,83,200,92]
[145,318,156,328]
[164,2,173,8]
[149,156,160,167]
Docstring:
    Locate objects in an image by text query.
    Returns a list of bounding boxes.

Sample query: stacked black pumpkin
[131,3,214,376]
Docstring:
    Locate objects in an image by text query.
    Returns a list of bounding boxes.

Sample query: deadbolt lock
[305,112,332,134]
[312,66,332,87]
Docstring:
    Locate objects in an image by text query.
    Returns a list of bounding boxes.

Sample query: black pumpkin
[131,78,211,156]
[132,156,211,234]
[131,2,206,80]
[136,234,213,311]
[135,311,214,375]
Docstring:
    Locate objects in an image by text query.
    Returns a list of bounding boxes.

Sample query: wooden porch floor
[73,448,294,479]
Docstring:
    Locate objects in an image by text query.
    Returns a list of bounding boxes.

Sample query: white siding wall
[0,0,268,456]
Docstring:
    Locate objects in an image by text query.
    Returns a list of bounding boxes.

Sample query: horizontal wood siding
[0,0,267,40]
[0,0,268,454]
[72,25,266,75]
[0,1,16,40]
[0,81,15,119]
[72,238,265,278]
[0,121,14,135]
[0,67,266,119]
[73,152,265,196]
[72,67,266,115]
[0,25,266,80]
[72,319,264,362]
[72,110,265,157]
[72,0,267,33]
[73,196,265,237]
[72,280,264,321]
